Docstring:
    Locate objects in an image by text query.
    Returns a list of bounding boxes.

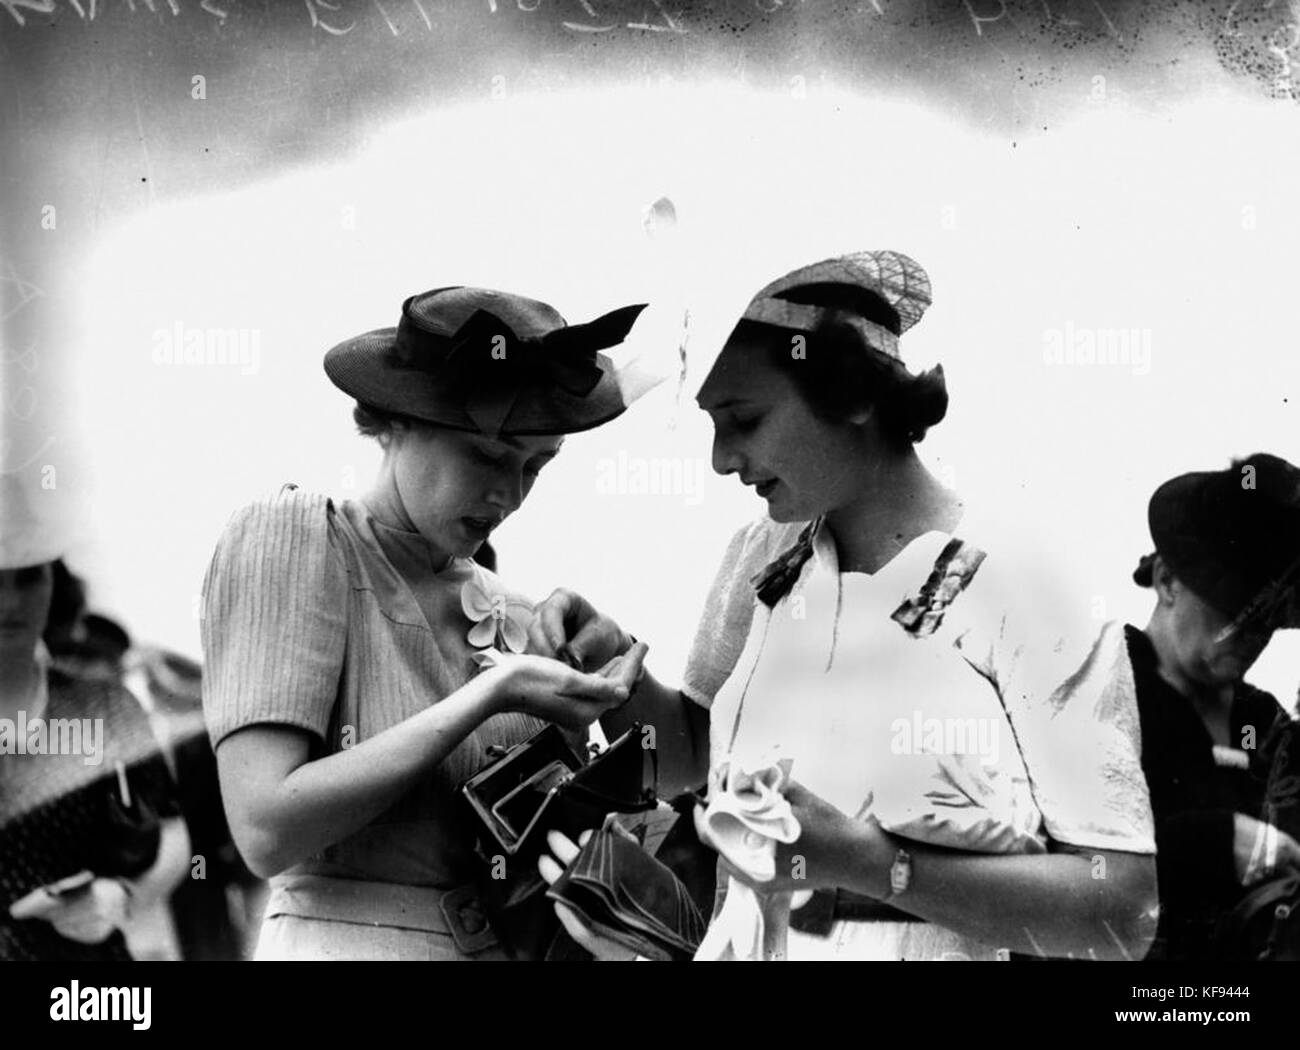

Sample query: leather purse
[462,722,657,863]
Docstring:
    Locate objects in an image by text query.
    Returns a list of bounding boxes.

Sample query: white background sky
[63,65,1300,707]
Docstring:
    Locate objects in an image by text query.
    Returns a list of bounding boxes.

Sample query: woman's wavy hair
[352,401,425,444]
[742,282,948,448]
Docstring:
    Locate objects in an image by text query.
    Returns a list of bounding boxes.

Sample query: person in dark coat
[1126,452,1300,960]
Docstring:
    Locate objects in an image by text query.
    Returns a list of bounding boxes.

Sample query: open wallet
[462,722,658,866]
[545,813,707,961]
[460,722,659,957]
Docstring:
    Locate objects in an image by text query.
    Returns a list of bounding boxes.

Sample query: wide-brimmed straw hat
[1136,453,1300,632]
[324,287,660,438]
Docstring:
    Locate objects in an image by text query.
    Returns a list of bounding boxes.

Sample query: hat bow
[393,301,644,437]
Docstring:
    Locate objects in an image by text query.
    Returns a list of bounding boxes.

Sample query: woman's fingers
[586,642,647,694]
[783,779,809,804]
[539,828,599,886]
[6,869,96,919]
[557,668,630,707]
[538,853,565,886]
[609,641,648,691]
[715,853,760,889]
[51,911,116,945]
[553,902,637,961]
[10,877,127,944]
[553,902,601,954]
[8,886,60,920]
[527,590,579,657]
[606,821,639,844]
[566,615,622,669]
[546,829,582,865]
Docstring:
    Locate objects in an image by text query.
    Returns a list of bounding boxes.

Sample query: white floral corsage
[461,569,532,667]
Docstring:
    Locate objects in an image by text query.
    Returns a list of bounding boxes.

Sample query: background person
[41,558,264,961]
[1125,452,1300,960]
[1,474,191,961]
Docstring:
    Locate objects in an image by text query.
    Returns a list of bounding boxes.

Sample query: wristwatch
[885,848,912,900]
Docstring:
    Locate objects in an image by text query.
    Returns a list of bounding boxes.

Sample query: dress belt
[262,873,499,954]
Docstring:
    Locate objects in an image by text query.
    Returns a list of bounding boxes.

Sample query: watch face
[890,852,911,895]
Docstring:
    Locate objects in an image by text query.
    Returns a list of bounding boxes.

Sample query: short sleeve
[991,615,1154,854]
[948,539,1155,855]
[200,489,348,748]
[681,517,803,710]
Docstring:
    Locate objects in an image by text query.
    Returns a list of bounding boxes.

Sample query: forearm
[228,668,506,876]
[837,837,1158,960]
[600,671,709,797]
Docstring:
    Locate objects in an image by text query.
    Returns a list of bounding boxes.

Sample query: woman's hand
[1233,813,1300,886]
[492,642,648,730]
[714,781,892,896]
[527,588,634,672]
[537,829,640,961]
[9,872,131,945]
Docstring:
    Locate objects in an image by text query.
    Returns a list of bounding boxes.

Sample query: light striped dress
[200,485,541,959]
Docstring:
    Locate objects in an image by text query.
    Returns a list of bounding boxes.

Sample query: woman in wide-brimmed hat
[534,251,1159,961]
[200,287,653,961]
[1,473,191,960]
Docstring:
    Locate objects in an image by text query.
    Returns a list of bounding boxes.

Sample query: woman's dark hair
[1132,551,1158,587]
[44,559,86,642]
[744,283,948,447]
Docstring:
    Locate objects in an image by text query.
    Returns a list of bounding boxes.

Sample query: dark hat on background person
[45,613,132,669]
[136,647,204,715]
[323,287,661,438]
[1134,452,1300,632]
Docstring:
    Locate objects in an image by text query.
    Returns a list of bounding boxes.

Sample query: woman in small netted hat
[535,252,1159,961]
[200,287,653,960]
